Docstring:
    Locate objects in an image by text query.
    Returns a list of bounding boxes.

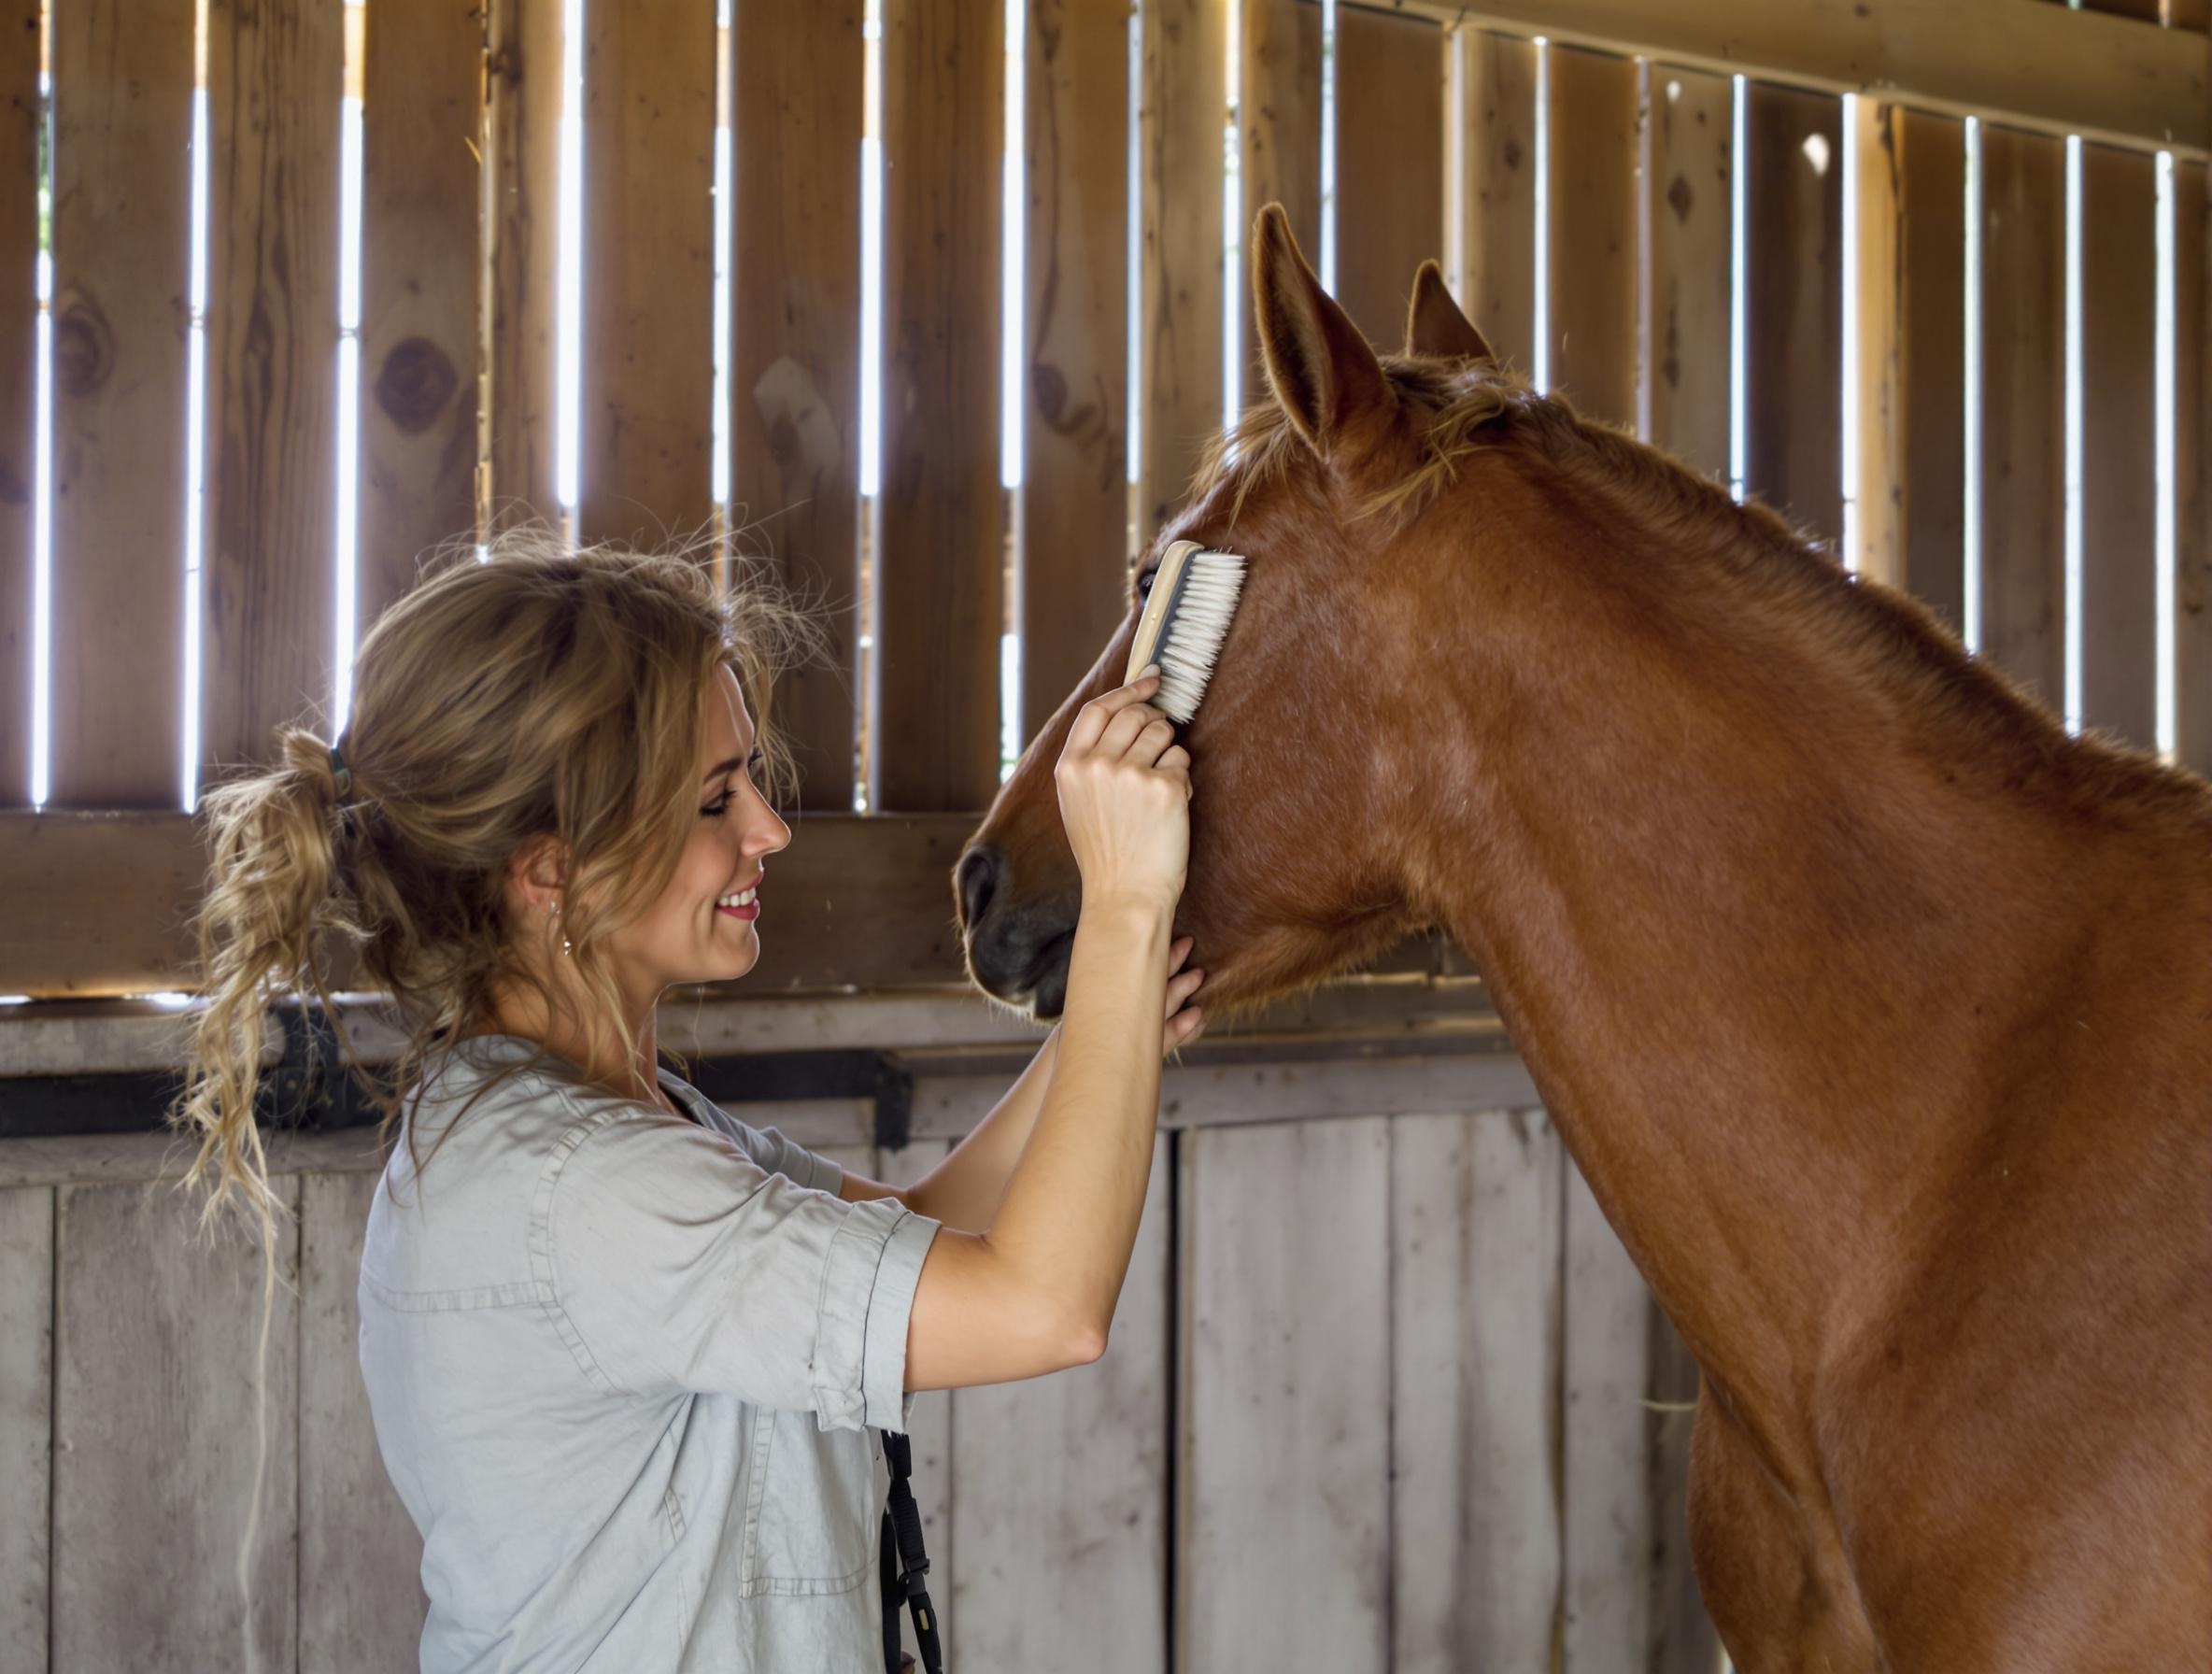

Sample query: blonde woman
[173,532,1206,1673]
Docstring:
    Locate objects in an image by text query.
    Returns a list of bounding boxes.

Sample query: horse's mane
[1190,355,2212,827]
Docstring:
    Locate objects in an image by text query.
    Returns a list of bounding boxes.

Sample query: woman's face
[613,662,791,989]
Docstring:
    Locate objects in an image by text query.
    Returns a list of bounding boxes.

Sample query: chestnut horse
[952,205,2212,1669]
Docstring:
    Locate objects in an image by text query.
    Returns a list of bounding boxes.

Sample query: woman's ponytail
[167,723,362,1245]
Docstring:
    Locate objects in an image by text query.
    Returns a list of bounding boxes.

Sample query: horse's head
[957,204,1516,1024]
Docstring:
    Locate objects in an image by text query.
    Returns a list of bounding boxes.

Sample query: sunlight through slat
[1963,116,1983,654]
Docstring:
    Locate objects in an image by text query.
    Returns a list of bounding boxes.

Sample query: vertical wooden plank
[730,1,864,812]
[2177,160,2210,773]
[47,0,194,808]
[2077,142,2159,749]
[1853,95,1904,586]
[1139,0,1225,545]
[953,1134,1170,1672]
[484,0,564,528]
[300,1169,425,1674]
[873,1139,957,1670]
[0,1187,51,1674]
[1453,28,1538,378]
[1743,83,1843,546]
[575,0,714,546]
[1239,0,1320,392]
[875,0,1003,812]
[0,0,38,808]
[202,0,345,772]
[1859,107,1967,631]
[53,1178,301,1670]
[1334,5,1443,354]
[1545,45,1638,428]
[1978,126,2068,715]
[1178,1117,1390,1673]
[1643,1304,1718,1674]
[1562,1159,1654,1672]
[1390,1110,1563,1674]
[358,0,483,626]
[1021,0,1131,737]
[1644,66,1734,478]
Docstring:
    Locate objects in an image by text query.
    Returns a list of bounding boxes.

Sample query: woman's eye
[703,752,766,816]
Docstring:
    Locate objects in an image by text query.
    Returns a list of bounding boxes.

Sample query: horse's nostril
[957,844,1005,930]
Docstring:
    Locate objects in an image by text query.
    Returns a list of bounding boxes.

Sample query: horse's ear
[1250,202,1395,459]
[1403,260,1495,363]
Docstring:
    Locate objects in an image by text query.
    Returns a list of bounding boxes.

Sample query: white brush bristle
[1156,550,1246,724]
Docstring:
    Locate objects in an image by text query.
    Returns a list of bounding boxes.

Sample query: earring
[548,900,571,958]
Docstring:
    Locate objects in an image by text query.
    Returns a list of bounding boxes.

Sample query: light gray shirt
[357,1031,941,1672]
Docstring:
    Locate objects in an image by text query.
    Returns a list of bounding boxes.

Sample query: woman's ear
[1403,260,1496,364]
[1249,201,1396,460]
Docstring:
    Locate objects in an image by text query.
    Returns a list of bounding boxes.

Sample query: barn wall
[0,1029,1723,1674]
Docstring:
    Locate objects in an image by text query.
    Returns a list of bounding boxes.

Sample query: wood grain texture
[2077,142,2160,749]
[1139,0,1227,544]
[1382,0,2207,158]
[359,0,483,629]
[299,1169,425,1674]
[952,1133,1170,1671]
[872,1139,957,1669]
[47,0,195,808]
[729,0,864,813]
[1562,1158,1655,1670]
[1021,0,1132,739]
[1545,44,1638,427]
[52,1176,301,1670]
[1334,4,1445,354]
[1643,65,1734,478]
[576,0,715,546]
[0,0,37,808]
[1453,28,1539,378]
[1978,126,2068,715]
[201,0,344,773]
[874,0,1004,811]
[2177,160,2210,773]
[1743,82,1844,546]
[0,1186,50,1674]
[1389,1109,1562,1674]
[1881,107,1967,630]
[1177,1117,1391,1672]
[1240,0,1321,388]
[484,0,563,528]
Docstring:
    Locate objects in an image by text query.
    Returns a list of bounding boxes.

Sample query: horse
[951,203,2212,1669]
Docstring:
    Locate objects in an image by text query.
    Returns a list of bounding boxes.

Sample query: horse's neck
[1407,479,2117,1455]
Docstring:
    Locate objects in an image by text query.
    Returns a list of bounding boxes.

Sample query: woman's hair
[166,523,830,1247]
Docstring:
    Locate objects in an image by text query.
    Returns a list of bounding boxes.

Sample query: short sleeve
[542,1111,938,1430]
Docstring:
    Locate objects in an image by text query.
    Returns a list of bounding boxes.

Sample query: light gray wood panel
[951,1133,1170,1672]
[300,1168,425,1674]
[1562,1158,1656,1669]
[1177,1116,1392,1672]
[0,1186,51,1674]
[873,1138,956,1669]
[1390,1109,1563,1673]
[53,1176,301,1671]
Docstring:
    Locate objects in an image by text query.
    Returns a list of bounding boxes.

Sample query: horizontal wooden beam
[1395,0,2208,157]
[0,811,1457,999]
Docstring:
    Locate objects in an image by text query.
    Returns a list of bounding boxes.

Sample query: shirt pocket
[741,1405,880,1595]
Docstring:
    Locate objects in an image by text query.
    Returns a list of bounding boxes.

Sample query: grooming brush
[1123,539,1247,725]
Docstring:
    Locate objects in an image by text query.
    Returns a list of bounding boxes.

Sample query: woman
[172,530,1206,1671]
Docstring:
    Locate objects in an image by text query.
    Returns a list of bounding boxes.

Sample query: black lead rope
[880,1429,943,1673]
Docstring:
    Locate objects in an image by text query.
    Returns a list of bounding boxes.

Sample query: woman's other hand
[1163,932,1205,1055]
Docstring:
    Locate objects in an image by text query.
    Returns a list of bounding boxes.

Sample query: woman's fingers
[1165,1006,1204,1055]
[1063,667,1162,756]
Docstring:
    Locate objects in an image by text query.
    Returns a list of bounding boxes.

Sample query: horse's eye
[1136,570,1156,600]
